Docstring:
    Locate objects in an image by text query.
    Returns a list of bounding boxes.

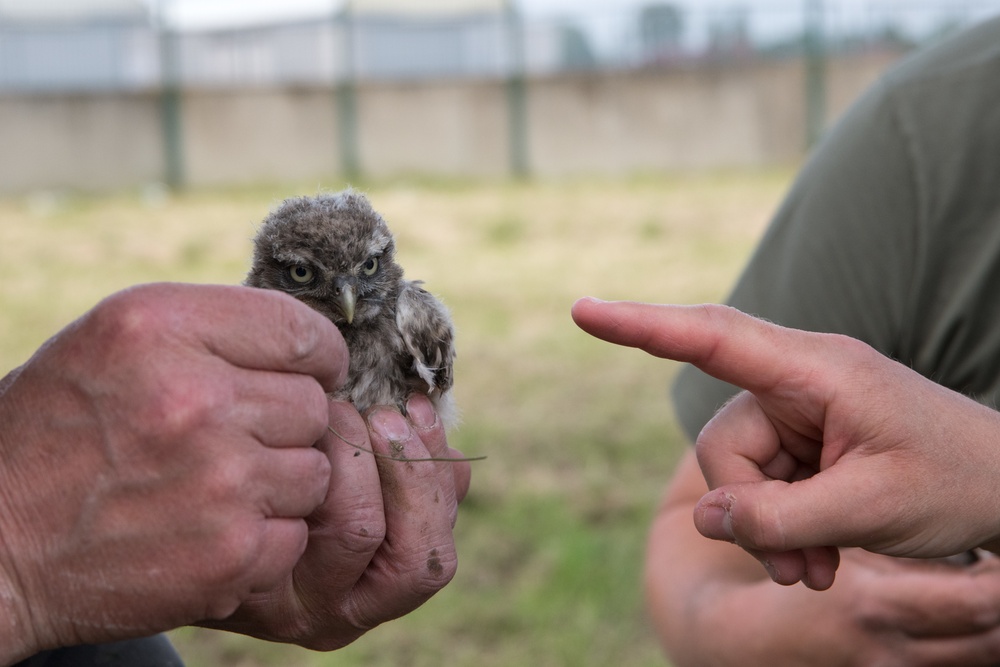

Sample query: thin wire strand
[327,425,487,462]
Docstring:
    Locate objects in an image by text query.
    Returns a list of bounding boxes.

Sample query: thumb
[694,481,846,590]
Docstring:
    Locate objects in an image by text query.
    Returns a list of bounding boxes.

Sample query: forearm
[0,397,42,665]
[0,595,34,667]
[645,452,767,666]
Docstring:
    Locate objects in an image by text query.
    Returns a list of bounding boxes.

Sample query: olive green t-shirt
[672,16,1000,441]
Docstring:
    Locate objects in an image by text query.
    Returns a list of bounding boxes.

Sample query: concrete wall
[0,51,902,193]
[183,87,340,186]
[359,79,511,178]
[0,92,163,192]
[530,63,796,175]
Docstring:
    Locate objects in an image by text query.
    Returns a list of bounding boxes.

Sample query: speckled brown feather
[245,190,456,426]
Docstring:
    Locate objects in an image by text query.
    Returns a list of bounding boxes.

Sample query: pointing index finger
[571,297,831,395]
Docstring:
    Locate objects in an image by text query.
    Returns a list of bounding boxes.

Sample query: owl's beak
[334,281,356,324]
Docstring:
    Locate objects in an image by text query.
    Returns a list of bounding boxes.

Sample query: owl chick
[245,190,456,426]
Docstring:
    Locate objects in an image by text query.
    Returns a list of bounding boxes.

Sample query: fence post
[504,1,529,178]
[157,0,184,190]
[337,2,361,179]
[803,0,827,148]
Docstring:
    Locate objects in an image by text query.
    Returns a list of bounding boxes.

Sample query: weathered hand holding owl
[0,282,470,658]
[0,284,344,661]
[245,190,456,427]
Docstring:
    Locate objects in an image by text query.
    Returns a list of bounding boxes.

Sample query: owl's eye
[362,257,379,276]
[289,265,314,284]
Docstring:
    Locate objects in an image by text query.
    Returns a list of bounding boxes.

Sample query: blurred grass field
[0,170,791,666]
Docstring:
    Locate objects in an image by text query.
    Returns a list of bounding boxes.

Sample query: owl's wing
[395,280,455,396]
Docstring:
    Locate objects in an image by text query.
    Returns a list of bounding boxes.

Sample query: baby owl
[245,190,456,425]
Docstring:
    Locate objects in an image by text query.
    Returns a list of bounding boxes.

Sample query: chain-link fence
[2,1,1000,92]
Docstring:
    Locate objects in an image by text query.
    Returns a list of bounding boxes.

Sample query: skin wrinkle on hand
[0,572,27,660]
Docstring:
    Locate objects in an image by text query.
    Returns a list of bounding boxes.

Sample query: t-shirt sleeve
[671,79,921,441]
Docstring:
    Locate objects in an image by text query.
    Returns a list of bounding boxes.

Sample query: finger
[695,391,786,489]
[695,455,897,559]
[571,298,838,395]
[246,517,311,596]
[351,406,459,621]
[694,470,873,589]
[802,545,840,591]
[738,544,839,591]
[286,400,387,628]
[251,446,332,518]
[908,631,1000,667]
[153,284,349,392]
[406,394,448,455]
[308,400,386,564]
[406,394,472,508]
[369,403,460,532]
[864,566,1000,638]
[449,449,472,504]
[693,391,842,588]
[235,370,331,448]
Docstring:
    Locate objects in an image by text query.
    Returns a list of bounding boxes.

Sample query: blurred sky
[154,0,992,28]
[147,0,1000,57]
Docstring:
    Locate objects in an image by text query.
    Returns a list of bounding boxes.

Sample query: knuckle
[295,454,332,510]
[951,585,1000,630]
[342,544,457,633]
[825,332,889,377]
[203,457,253,503]
[278,294,324,363]
[335,514,386,558]
[93,287,170,349]
[201,592,244,622]
[407,545,458,598]
[139,379,222,442]
[735,497,789,552]
[303,387,332,437]
[308,450,333,488]
[237,602,319,645]
[276,293,348,387]
[302,634,364,652]
[204,521,262,588]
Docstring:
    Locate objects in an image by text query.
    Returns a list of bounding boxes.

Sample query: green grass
[0,170,791,666]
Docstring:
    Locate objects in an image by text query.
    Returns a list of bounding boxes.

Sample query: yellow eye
[289,265,314,284]
[362,257,379,276]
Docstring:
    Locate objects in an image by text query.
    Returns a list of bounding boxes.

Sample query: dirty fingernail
[370,410,410,441]
[406,395,437,429]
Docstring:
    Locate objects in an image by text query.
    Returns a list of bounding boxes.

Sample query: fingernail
[369,410,410,441]
[406,395,437,429]
[762,560,779,582]
[699,504,735,542]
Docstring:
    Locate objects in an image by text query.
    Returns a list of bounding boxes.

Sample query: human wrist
[0,498,42,665]
[0,569,36,666]
[0,404,46,664]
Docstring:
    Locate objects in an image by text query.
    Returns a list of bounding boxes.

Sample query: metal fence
[1,1,1000,92]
